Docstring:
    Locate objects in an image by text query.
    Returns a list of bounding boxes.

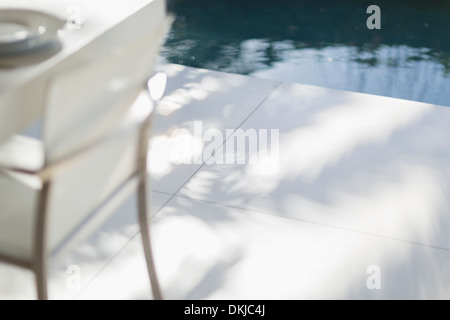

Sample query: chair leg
[35,265,48,300]
[35,181,51,300]
[137,176,163,300]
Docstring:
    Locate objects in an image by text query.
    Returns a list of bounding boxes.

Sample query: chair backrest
[43,5,169,164]
[39,3,170,254]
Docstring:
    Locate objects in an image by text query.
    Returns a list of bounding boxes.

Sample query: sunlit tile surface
[2,64,449,299]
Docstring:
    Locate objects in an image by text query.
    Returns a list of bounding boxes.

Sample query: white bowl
[0,9,65,55]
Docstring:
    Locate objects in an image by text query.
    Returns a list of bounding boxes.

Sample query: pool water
[161,0,450,106]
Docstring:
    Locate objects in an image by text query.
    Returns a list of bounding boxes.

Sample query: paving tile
[179,82,450,250]
[0,191,171,300]
[149,64,279,194]
[79,196,450,299]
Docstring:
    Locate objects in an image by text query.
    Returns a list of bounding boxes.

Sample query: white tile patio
[0,191,172,300]
[179,81,450,250]
[1,64,449,299]
[79,196,450,300]
[149,64,280,194]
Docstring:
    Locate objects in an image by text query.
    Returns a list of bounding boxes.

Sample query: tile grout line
[170,193,450,254]
[152,80,282,219]
[74,192,176,299]
[73,233,138,299]
[150,189,175,196]
[77,80,282,298]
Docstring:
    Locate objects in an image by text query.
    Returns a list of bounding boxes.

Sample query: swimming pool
[160,0,449,106]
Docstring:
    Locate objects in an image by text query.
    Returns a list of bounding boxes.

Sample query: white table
[0,0,166,144]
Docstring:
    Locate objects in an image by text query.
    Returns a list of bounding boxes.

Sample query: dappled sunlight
[175,159,449,295]
[18,182,448,299]
[244,96,432,192]
[181,93,449,247]
[174,75,450,298]
[157,63,185,77]
[3,63,444,299]
[49,191,173,299]
[151,197,450,299]
[157,88,194,116]
[184,86,434,201]
[48,225,141,299]
[156,71,236,116]
[69,206,244,300]
[0,218,141,300]
[212,222,373,299]
[0,189,174,300]
[179,171,219,200]
[224,168,279,198]
[148,128,203,179]
[282,161,446,246]
[74,242,152,300]
[153,214,242,299]
[147,64,279,193]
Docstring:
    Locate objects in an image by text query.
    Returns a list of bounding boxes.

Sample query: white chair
[0,8,170,300]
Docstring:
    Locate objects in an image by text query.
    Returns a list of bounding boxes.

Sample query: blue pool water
[161,0,450,106]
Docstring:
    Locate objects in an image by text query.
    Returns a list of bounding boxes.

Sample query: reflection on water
[161,0,450,106]
[250,43,448,106]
